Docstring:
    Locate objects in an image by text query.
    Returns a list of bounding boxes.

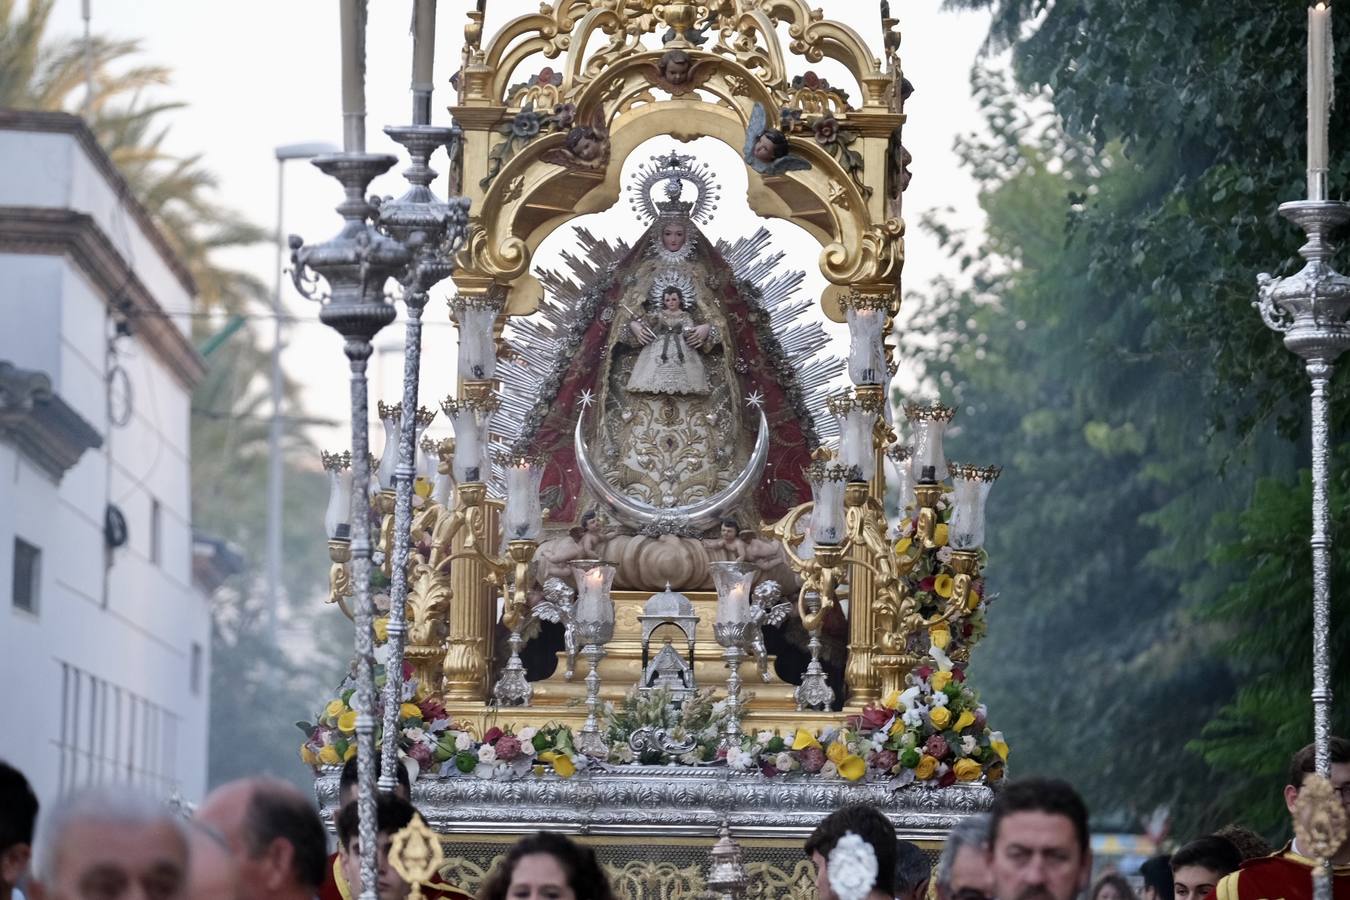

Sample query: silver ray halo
[573,404,770,535]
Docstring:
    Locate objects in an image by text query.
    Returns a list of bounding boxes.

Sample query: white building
[0,110,210,805]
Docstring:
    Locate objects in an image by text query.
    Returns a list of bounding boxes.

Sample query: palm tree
[1,0,343,789]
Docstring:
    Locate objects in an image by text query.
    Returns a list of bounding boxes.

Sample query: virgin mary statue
[509,152,831,589]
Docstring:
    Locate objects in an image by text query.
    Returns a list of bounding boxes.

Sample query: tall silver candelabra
[570,559,616,756]
[290,151,410,900]
[373,123,470,791]
[1255,198,1350,900]
[795,591,834,711]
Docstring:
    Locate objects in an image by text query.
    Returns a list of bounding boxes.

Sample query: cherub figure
[702,517,748,561]
[645,48,714,94]
[543,109,610,170]
[743,103,811,176]
[575,509,615,557]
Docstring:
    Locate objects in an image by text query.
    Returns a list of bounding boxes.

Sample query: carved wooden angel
[747,579,793,681]
[532,576,578,679]
[743,103,811,176]
[640,48,716,95]
[542,107,611,171]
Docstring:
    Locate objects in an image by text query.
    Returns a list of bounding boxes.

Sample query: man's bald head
[196,778,326,900]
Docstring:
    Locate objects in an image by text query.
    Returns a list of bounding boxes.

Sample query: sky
[47,0,994,460]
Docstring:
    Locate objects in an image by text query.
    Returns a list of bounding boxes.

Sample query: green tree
[0,0,343,791]
[913,0,1350,834]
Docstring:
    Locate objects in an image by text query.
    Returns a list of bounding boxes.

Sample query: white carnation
[454,732,474,751]
[827,831,879,900]
[961,735,977,754]
[774,751,795,771]
[820,760,839,778]
[477,743,497,763]
[518,726,537,742]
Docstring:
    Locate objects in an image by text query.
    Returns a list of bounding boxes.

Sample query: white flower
[402,727,427,743]
[428,717,451,733]
[373,642,391,665]
[827,832,879,900]
[900,518,915,537]
[961,735,977,754]
[726,747,754,771]
[472,762,495,780]
[820,760,839,778]
[936,545,954,564]
[611,745,635,764]
[931,691,949,708]
[930,645,954,671]
[902,708,925,728]
[570,753,590,771]
[899,731,918,750]
[477,743,497,763]
[679,751,701,765]
[870,734,886,752]
[990,730,1005,744]
[518,726,538,742]
[757,730,775,744]
[898,686,922,709]
[775,751,796,771]
[454,732,474,752]
[712,699,730,716]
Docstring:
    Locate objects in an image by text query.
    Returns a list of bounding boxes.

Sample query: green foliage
[913,0,1350,837]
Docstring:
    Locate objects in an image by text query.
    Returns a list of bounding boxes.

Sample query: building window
[150,497,162,566]
[12,537,40,614]
[190,643,203,696]
[56,660,180,795]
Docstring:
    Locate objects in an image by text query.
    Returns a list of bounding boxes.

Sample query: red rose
[483,726,504,744]
[418,698,447,722]
[760,762,779,777]
[952,667,966,683]
[939,766,958,788]
[924,734,950,760]
[915,666,934,680]
[861,706,891,729]
[919,576,936,592]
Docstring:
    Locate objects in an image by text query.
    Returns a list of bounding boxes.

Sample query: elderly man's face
[32,818,187,900]
[939,844,994,900]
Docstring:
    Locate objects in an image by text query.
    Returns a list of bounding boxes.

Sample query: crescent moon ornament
[574,405,770,535]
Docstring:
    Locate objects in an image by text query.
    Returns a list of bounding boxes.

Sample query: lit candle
[340,0,367,152]
[1308,2,1333,199]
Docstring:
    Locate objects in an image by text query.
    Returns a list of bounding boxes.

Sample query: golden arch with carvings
[449,0,910,318]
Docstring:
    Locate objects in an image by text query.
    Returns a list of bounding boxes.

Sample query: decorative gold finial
[389,814,445,900]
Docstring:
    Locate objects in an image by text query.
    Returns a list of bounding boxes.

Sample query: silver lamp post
[290,149,410,899]
[373,123,470,792]
[268,141,337,636]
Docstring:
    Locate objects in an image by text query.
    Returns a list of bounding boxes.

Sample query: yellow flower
[300,745,319,766]
[338,710,358,734]
[929,706,952,729]
[889,718,908,738]
[399,703,422,720]
[933,574,954,599]
[413,477,432,498]
[325,699,346,720]
[966,588,982,612]
[914,754,938,780]
[537,750,558,764]
[552,755,576,778]
[792,729,821,751]
[343,744,357,762]
[374,617,389,643]
[894,537,912,555]
[930,670,953,692]
[826,741,849,765]
[839,755,867,781]
[953,758,983,782]
[954,710,976,732]
[933,523,949,547]
[319,745,342,766]
[929,623,952,652]
[991,737,1010,762]
[881,688,902,710]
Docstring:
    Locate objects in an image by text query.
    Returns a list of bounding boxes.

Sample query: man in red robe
[1213,737,1350,900]
[319,758,470,900]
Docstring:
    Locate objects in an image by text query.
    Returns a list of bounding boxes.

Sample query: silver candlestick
[570,559,616,756]
[795,591,835,711]
[373,122,470,791]
[710,561,757,748]
[1255,198,1350,900]
[290,150,410,900]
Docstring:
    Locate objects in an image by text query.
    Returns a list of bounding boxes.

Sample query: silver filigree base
[795,626,835,711]
[492,628,532,706]
[576,643,608,755]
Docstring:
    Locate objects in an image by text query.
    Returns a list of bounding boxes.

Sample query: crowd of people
[0,737,1345,900]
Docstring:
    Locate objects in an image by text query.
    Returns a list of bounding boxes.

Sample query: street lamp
[268,141,338,634]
